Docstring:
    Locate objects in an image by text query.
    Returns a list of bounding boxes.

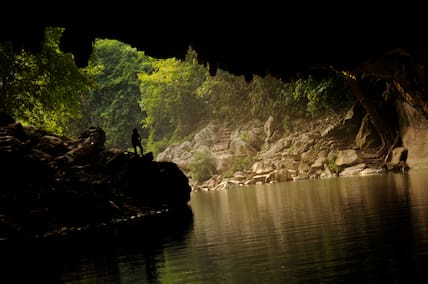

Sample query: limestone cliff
[396,101,428,169]
[157,103,421,191]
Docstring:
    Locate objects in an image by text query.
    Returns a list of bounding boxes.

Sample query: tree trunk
[346,78,396,157]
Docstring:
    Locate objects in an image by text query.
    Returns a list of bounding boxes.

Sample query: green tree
[196,69,251,124]
[0,42,39,115]
[138,47,208,155]
[189,149,217,182]
[247,74,289,119]
[289,73,354,117]
[0,27,95,135]
[77,39,153,148]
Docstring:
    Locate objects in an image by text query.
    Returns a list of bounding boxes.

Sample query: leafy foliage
[196,69,251,124]
[189,149,217,182]
[247,72,354,132]
[1,30,353,161]
[135,50,353,156]
[223,156,257,178]
[0,43,40,117]
[75,39,152,148]
[138,47,208,154]
[0,27,95,135]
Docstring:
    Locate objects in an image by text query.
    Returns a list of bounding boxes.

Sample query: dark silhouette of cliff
[0,115,191,239]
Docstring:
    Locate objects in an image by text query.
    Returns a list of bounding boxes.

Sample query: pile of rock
[157,109,410,192]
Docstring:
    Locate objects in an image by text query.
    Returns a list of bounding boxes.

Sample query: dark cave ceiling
[0,3,424,80]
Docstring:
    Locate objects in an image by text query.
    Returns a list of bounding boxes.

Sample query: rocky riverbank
[0,113,191,239]
[157,104,412,191]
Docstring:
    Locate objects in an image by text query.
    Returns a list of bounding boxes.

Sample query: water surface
[3,169,428,283]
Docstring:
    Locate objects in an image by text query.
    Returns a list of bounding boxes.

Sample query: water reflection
[0,205,194,283]
[3,170,428,283]
[187,170,428,283]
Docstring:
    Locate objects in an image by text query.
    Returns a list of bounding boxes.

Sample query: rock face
[396,101,428,169]
[0,114,191,239]
[157,106,419,191]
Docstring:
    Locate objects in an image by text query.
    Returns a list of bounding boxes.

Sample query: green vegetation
[224,156,257,178]
[74,39,153,148]
[138,48,208,154]
[189,149,217,182]
[327,154,340,175]
[1,27,355,158]
[240,131,250,142]
[0,27,96,135]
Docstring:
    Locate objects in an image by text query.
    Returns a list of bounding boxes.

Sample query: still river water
[4,169,428,283]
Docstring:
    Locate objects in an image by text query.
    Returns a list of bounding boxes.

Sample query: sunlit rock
[339,163,366,176]
[335,149,359,167]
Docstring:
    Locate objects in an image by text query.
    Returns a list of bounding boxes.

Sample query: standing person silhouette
[131,128,144,156]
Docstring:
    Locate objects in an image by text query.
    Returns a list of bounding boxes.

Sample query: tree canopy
[75,39,153,147]
[1,28,353,156]
[0,27,95,135]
